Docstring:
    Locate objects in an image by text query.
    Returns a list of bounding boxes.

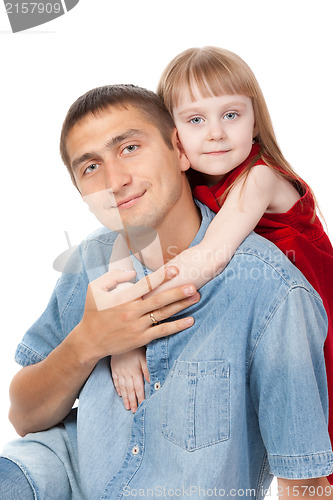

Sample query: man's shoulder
[56,226,116,280]
[233,232,319,296]
[198,200,320,297]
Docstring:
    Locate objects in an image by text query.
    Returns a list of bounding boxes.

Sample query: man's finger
[92,269,137,292]
[108,266,178,304]
[90,270,137,310]
[144,316,195,344]
[141,284,198,317]
[146,292,200,325]
[129,266,177,296]
[92,266,180,310]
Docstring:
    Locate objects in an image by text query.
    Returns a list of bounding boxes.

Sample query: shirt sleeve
[249,285,333,479]
[15,245,89,367]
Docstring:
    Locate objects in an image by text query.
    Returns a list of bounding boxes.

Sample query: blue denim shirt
[12,201,333,499]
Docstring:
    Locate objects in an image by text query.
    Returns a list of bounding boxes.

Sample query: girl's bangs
[173,63,253,108]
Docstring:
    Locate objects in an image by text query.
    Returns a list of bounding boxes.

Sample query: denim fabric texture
[2,201,333,500]
[0,457,34,500]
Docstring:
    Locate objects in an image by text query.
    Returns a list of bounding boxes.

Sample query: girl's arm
[144,164,280,295]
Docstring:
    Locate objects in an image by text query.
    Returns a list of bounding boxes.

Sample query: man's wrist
[66,322,101,369]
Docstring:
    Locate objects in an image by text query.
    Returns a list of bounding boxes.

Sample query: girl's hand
[111,347,150,413]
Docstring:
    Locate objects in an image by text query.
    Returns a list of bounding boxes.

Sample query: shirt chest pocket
[161,360,230,451]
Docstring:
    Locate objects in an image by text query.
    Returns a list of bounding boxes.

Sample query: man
[1,85,333,499]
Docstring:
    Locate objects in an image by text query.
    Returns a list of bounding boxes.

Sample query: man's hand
[89,265,176,310]
[74,266,200,365]
[111,347,149,413]
[9,266,199,436]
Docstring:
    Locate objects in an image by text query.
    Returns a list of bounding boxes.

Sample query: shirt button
[154,382,161,391]
[132,446,140,455]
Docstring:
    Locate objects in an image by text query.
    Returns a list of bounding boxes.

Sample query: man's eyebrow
[72,152,99,171]
[104,129,145,149]
[71,129,145,171]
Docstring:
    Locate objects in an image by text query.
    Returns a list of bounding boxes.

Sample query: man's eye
[123,145,138,154]
[223,112,238,120]
[189,117,204,124]
[84,163,100,174]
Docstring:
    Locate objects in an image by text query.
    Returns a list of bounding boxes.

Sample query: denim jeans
[2,409,82,499]
[0,457,34,500]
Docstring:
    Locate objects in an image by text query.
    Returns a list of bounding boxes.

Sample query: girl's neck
[202,172,225,187]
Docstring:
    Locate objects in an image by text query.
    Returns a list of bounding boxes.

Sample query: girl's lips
[204,150,230,155]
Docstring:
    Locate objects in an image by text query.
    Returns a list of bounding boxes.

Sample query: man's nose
[104,161,132,192]
[207,120,226,141]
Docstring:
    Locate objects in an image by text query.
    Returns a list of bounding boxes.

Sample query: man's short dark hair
[60,84,176,187]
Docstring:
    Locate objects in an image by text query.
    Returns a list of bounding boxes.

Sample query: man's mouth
[115,191,146,209]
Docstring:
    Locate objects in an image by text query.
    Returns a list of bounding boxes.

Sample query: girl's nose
[206,121,226,141]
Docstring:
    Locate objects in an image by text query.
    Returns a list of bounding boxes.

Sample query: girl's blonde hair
[157,46,317,212]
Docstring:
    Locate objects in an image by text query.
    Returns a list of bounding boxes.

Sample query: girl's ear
[173,129,190,171]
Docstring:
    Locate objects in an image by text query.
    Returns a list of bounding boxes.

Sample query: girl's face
[173,87,256,186]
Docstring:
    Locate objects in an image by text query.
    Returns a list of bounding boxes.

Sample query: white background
[0,1,332,497]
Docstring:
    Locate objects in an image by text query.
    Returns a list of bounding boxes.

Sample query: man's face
[66,106,190,231]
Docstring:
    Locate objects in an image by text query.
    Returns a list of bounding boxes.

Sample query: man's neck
[158,200,202,264]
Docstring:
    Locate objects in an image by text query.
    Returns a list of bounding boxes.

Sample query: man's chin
[94,216,126,232]
[94,213,156,234]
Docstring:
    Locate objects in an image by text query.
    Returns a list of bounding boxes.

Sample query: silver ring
[149,312,159,325]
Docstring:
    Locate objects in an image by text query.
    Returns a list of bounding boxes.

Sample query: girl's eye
[189,117,204,124]
[123,144,138,154]
[84,163,100,174]
[224,112,238,120]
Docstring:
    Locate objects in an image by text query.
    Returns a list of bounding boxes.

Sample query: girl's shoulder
[243,163,302,214]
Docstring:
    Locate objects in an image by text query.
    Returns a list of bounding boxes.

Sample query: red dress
[193,144,333,481]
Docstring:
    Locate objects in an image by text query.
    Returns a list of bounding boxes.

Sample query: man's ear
[171,129,190,172]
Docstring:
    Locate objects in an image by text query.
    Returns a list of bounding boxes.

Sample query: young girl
[110,47,333,470]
